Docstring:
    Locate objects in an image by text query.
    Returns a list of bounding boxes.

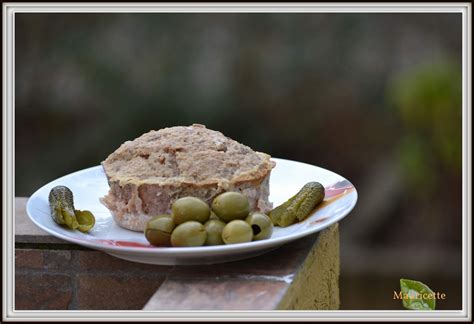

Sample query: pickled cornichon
[267,193,297,227]
[75,210,96,233]
[269,182,325,227]
[49,186,79,229]
[48,185,95,232]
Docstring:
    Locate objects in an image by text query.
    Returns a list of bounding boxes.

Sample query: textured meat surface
[102,124,274,186]
[100,124,275,231]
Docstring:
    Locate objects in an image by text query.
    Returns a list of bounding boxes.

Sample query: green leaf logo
[400,279,436,310]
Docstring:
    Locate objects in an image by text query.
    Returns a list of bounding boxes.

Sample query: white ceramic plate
[26,158,357,265]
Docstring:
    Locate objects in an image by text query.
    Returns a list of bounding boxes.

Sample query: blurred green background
[15,13,462,309]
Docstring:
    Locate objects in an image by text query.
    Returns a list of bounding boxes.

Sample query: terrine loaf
[100,124,276,231]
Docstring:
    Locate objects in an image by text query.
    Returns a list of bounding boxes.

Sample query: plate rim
[26,157,358,256]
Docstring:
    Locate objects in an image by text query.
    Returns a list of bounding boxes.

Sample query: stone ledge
[277,223,340,310]
[15,197,69,245]
[143,224,340,311]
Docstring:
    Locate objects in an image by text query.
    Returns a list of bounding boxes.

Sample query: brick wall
[15,249,172,310]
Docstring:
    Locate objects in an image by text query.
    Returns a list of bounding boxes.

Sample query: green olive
[171,197,210,225]
[145,215,175,246]
[211,192,250,222]
[245,212,273,241]
[209,210,220,220]
[204,219,226,245]
[222,220,253,245]
[171,221,207,247]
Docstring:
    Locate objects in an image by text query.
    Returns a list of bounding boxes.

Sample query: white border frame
[2,2,471,322]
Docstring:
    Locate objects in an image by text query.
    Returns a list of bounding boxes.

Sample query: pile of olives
[144,192,273,247]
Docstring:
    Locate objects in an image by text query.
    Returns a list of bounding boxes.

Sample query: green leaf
[400,279,436,310]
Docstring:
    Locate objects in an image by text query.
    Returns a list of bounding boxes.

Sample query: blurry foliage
[15,12,462,243]
[389,60,462,194]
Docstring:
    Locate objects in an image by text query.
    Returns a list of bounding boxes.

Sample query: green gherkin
[294,182,325,221]
[48,185,95,232]
[268,194,297,226]
[269,182,325,227]
[49,185,79,229]
[75,210,96,233]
